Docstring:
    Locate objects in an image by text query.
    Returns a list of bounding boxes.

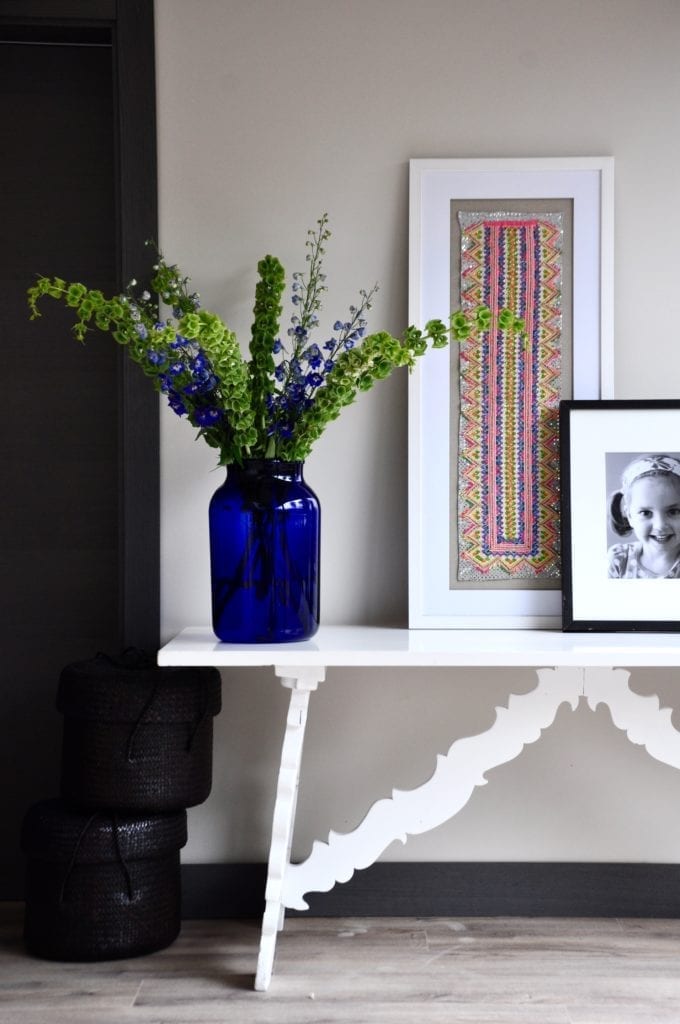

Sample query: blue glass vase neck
[229,459,305,481]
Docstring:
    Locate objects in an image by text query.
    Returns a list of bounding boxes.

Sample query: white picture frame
[408,157,615,629]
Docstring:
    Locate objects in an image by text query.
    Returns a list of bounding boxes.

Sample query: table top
[157,625,680,669]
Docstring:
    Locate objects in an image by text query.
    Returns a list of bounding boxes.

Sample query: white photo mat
[408,157,615,628]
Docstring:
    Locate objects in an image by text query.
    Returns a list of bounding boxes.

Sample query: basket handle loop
[126,680,160,762]
[111,813,135,901]
[59,813,135,904]
[186,678,210,752]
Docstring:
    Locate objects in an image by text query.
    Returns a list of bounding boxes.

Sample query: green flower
[450,311,471,341]
[498,308,516,330]
[66,283,87,307]
[180,313,202,338]
[473,305,492,331]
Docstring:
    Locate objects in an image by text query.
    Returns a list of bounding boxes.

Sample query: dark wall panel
[0,2,158,897]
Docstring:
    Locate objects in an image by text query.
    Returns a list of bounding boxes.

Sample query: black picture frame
[560,399,680,632]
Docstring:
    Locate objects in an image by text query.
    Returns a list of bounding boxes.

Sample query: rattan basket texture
[57,651,221,811]
[22,799,187,961]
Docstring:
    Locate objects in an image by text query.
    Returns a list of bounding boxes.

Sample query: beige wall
[155,0,680,864]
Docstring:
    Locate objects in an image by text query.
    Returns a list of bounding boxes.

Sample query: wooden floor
[3,903,680,1023]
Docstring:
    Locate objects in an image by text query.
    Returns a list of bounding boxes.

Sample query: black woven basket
[57,651,221,812]
[21,799,188,961]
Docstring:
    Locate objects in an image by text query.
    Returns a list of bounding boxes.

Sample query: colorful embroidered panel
[456,213,562,581]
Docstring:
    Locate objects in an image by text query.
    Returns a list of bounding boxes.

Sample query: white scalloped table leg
[585,667,680,769]
[283,666,584,913]
[255,665,325,992]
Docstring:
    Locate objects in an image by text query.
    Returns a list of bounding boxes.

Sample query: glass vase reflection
[209,459,320,643]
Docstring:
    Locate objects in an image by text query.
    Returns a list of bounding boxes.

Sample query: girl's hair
[609,489,631,536]
[609,453,680,536]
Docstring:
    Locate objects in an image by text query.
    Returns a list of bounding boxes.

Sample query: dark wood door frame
[114,0,160,651]
[1,0,160,650]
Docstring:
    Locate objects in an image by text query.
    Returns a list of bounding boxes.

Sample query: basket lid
[21,799,188,863]
[56,650,221,724]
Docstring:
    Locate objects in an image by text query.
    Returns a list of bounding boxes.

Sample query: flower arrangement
[27,214,525,466]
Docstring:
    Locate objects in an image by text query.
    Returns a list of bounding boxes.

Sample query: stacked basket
[21,650,221,961]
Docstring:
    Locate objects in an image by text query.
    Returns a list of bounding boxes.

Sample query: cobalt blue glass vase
[208,459,320,643]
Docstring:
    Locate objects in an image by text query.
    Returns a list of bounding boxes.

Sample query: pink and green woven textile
[457,213,562,581]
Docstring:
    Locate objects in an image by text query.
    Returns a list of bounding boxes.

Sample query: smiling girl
[608,454,680,579]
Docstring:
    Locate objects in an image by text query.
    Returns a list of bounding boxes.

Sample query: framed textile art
[561,400,680,633]
[408,157,614,628]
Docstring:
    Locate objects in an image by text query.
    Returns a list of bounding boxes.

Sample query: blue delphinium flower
[150,330,224,430]
[303,344,323,369]
[194,407,222,427]
[168,394,188,416]
[263,258,380,451]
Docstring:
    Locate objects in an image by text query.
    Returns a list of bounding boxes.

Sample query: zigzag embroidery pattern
[457,215,562,580]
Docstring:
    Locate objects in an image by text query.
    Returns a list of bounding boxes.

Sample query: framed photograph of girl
[560,399,680,632]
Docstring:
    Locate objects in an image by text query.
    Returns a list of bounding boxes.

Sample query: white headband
[622,454,680,493]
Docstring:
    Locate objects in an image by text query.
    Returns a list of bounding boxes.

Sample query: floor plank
[2,903,680,1024]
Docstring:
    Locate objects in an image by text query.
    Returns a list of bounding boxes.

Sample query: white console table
[158,625,680,991]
